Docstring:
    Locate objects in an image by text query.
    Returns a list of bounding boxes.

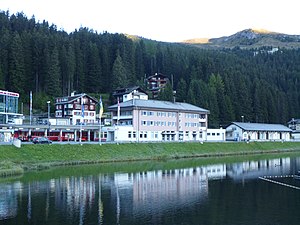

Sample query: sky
[0,0,300,42]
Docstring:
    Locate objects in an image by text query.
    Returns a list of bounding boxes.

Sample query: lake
[1,154,300,225]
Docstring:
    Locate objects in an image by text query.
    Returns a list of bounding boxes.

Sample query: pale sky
[1,0,300,42]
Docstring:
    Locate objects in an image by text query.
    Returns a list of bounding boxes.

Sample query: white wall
[207,129,226,141]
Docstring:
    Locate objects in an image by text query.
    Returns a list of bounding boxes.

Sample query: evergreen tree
[8,32,25,95]
[46,46,61,96]
[86,42,102,93]
[112,50,128,89]
[176,78,187,102]
[158,82,173,102]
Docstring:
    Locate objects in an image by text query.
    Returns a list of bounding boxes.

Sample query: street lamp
[241,115,244,123]
[47,101,50,125]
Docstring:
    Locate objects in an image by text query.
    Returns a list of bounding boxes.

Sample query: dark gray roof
[55,93,98,105]
[231,122,292,132]
[113,86,147,96]
[108,99,209,113]
[288,118,300,124]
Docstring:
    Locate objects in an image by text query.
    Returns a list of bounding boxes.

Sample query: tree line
[0,11,299,127]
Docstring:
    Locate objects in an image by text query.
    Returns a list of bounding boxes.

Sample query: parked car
[32,137,52,144]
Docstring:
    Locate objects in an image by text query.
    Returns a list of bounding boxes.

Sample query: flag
[99,96,103,119]
[117,97,120,122]
[81,96,84,118]
[29,91,32,125]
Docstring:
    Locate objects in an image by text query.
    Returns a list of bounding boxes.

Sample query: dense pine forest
[0,11,299,127]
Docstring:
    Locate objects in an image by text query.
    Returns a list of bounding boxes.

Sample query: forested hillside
[0,11,299,127]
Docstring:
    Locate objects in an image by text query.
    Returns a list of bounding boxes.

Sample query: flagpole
[116,97,120,144]
[80,95,84,145]
[98,95,103,145]
[29,91,32,125]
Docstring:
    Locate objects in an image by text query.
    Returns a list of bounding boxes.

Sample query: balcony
[112,115,133,120]
[199,118,206,123]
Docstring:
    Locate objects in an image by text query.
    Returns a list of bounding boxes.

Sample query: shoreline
[1,141,300,177]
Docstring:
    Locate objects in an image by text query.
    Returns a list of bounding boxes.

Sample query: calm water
[1,155,300,225]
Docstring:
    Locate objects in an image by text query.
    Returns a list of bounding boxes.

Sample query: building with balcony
[55,93,98,125]
[287,118,300,140]
[147,73,169,98]
[107,98,209,142]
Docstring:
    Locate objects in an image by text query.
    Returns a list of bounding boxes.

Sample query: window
[133,131,136,138]
[75,104,81,110]
[142,121,146,126]
[147,111,154,116]
[128,131,132,138]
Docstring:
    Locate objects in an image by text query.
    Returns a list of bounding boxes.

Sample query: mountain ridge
[181,28,300,49]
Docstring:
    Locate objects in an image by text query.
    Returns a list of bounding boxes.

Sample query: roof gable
[229,122,291,132]
[113,86,147,96]
[55,93,98,104]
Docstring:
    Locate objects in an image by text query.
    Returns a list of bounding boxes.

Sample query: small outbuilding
[226,122,292,141]
[287,118,300,140]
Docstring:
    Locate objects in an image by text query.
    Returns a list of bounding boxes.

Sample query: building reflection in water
[0,157,299,224]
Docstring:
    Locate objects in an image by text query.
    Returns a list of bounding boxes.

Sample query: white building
[226,122,291,141]
[55,93,98,125]
[113,86,149,102]
[206,128,226,142]
[107,98,210,142]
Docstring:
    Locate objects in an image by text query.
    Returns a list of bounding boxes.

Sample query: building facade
[0,90,22,124]
[226,122,291,141]
[113,86,148,103]
[287,118,300,140]
[147,73,169,98]
[108,99,209,142]
[55,93,98,125]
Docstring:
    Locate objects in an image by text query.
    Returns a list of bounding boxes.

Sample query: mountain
[182,29,300,49]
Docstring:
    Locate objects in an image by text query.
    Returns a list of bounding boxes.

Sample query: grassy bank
[0,141,300,176]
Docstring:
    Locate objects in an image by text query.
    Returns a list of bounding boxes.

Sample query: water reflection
[1,157,300,225]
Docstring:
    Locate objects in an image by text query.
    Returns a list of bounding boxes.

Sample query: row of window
[140,120,206,128]
[128,131,204,140]
[56,104,95,110]
[56,111,95,117]
[185,113,206,119]
[141,110,206,120]
[185,122,206,127]
[128,131,159,139]
[207,132,221,136]
[141,111,177,117]
[73,111,95,117]
[141,120,176,127]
